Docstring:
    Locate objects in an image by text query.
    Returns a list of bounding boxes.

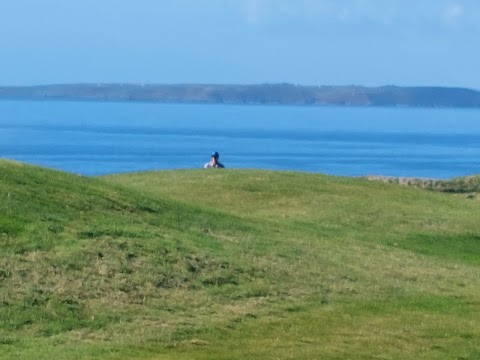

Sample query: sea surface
[1,100,480,178]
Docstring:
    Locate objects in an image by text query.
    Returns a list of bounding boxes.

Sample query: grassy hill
[1,159,479,359]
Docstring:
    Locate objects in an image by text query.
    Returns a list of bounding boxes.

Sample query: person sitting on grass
[204,151,225,168]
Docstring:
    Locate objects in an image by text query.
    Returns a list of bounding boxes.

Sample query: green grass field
[1,159,479,359]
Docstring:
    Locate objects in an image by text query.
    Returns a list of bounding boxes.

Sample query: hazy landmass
[1,83,480,108]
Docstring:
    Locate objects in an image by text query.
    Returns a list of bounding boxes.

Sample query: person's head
[211,151,219,164]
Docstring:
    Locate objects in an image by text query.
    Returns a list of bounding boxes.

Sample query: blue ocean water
[1,100,479,178]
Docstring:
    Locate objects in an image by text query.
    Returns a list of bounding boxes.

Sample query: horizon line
[1,83,479,92]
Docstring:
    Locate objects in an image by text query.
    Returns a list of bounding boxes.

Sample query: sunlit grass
[1,160,479,359]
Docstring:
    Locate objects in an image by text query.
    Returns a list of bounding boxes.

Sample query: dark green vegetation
[366,175,480,195]
[1,159,479,359]
[2,83,480,107]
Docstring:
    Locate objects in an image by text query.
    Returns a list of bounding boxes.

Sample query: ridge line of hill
[1,83,480,108]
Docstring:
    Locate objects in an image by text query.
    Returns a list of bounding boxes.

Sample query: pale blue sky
[1,0,479,88]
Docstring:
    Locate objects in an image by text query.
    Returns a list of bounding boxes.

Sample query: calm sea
[1,100,479,178]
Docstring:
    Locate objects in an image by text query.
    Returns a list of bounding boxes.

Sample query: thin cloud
[443,3,464,23]
[236,0,399,26]
[242,0,265,24]
[238,0,334,25]
[233,0,476,31]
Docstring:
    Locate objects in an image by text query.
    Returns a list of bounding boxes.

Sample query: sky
[0,0,479,88]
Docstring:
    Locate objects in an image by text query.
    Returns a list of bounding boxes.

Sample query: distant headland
[1,83,480,108]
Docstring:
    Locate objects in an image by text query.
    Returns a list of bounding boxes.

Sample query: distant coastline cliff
[1,83,480,108]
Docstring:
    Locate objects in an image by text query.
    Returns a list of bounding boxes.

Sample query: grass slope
[1,160,479,359]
